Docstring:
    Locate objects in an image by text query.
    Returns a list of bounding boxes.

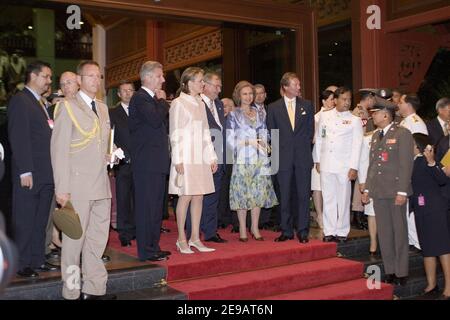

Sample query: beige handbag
[175,173,184,188]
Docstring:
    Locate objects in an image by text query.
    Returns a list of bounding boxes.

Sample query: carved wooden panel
[105,51,146,88]
[309,0,351,27]
[388,0,449,20]
[106,18,146,64]
[164,27,222,71]
[384,31,441,93]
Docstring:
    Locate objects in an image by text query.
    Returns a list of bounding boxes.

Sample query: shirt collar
[284,96,296,106]
[121,102,129,114]
[79,90,96,108]
[141,86,155,98]
[201,94,212,106]
[25,86,41,102]
[383,122,394,135]
[437,116,447,127]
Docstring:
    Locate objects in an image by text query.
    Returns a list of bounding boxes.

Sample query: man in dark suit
[362,100,414,286]
[7,61,56,278]
[129,61,171,262]
[186,72,227,243]
[109,80,136,247]
[426,97,450,147]
[267,72,315,243]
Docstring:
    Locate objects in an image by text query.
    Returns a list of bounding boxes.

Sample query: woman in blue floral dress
[227,81,278,241]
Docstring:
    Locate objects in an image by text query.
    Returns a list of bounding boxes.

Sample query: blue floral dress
[226,106,278,210]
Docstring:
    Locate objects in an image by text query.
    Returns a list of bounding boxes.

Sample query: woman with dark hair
[311,89,335,229]
[169,67,218,254]
[411,133,450,299]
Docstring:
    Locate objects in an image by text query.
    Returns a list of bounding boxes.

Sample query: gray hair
[140,61,163,81]
[436,97,450,111]
[203,72,220,83]
[254,84,266,92]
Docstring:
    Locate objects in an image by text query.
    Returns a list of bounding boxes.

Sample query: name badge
[342,120,352,125]
[361,119,368,127]
[321,126,326,138]
[386,139,397,144]
[381,151,388,162]
[47,119,54,129]
[418,194,425,206]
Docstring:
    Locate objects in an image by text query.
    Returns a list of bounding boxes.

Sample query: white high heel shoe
[176,240,194,254]
[188,240,216,252]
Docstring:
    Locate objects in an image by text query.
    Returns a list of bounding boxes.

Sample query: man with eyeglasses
[51,60,116,300]
[109,80,136,247]
[7,60,56,278]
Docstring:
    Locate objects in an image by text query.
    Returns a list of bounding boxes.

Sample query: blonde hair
[232,81,255,106]
[177,67,204,96]
[280,72,299,92]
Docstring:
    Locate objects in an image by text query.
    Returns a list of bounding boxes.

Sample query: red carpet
[108,218,393,300]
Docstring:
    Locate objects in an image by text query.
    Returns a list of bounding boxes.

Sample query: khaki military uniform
[365,123,414,277]
[51,92,111,300]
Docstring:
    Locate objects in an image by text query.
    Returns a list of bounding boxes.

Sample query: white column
[92,25,106,100]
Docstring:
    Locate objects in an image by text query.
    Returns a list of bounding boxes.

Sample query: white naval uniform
[313,109,363,237]
[358,131,376,216]
[400,113,428,249]
[311,108,327,191]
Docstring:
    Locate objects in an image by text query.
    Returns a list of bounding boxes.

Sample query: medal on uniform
[381,151,388,162]
[418,194,425,206]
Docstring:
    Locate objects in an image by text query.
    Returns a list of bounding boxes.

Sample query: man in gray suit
[362,99,414,286]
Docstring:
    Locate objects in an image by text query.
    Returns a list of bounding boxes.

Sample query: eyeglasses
[121,89,134,92]
[81,74,104,80]
[60,80,76,87]
[205,82,222,89]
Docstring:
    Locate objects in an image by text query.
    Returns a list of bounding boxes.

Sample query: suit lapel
[294,98,303,133]
[23,88,49,121]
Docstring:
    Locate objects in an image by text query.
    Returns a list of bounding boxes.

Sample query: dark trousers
[133,172,165,260]
[115,164,135,242]
[187,166,224,239]
[12,181,54,269]
[218,164,233,227]
[277,166,311,237]
[373,198,409,277]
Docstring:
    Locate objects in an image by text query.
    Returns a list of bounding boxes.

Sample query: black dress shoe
[421,286,440,298]
[274,234,294,242]
[101,255,111,263]
[160,227,171,233]
[158,250,172,257]
[34,262,60,272]
[409,245,422,254]
[394,276,408,286]
[322,235,335,242]
[147,253,168,261]
[205,233,228,243]
[384,274,395,284]
[81,293,117,300]
[335,236,347,243]
[297,233,309,243]
[17,267,39,278]
[120,239,132,247]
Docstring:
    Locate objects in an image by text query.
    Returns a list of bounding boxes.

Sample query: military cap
[53,201,83,240]
[369,96,397,112]
[359,88,393,100]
